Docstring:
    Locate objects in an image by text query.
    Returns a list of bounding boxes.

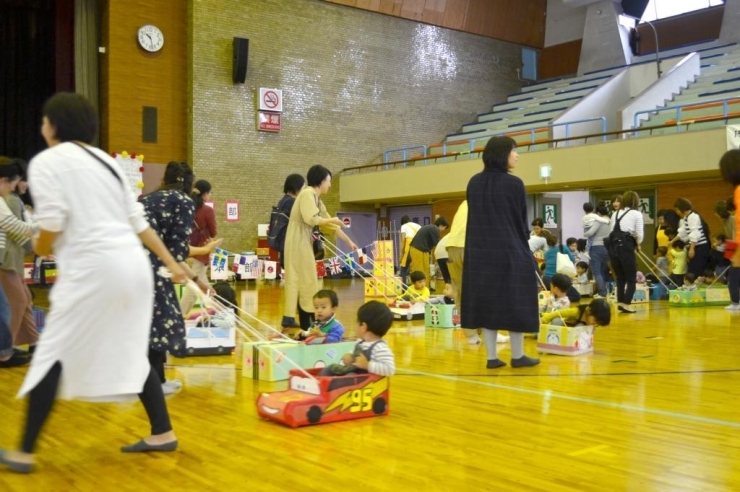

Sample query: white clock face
[137,25,164,52]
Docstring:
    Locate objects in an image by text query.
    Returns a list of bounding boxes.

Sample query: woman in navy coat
[461,136,540,369]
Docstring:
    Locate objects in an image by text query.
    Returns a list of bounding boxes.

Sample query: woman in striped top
[671,197,710,277]
[0,159,37,351]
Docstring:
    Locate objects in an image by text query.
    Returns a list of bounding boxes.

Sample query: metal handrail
[341,113,738,175]
[434,116,606,159]
[383,145,427,164]
[633,95,740,130]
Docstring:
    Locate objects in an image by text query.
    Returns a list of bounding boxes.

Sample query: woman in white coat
[0,93,189,473]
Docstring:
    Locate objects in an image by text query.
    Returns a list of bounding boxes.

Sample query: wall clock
[137,25,164,52]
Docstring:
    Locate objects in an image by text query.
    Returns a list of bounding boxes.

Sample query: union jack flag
[327,257,343,275]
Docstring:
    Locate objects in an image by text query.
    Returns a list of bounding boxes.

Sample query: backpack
[267,196,292,252]
[606,210,637,255]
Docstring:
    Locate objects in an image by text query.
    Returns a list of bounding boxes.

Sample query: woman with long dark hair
[179,179,217,315]
[140,162,212,394]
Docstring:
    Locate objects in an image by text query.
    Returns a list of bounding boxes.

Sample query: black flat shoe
[511,355,541,368]
[486,359,507,369]
[0,450,34,474]
[121,439,178,453]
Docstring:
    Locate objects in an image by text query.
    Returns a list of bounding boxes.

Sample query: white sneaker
[593,294,604,299]
[496,334,510,343]
[725,303,740,311]
[162,379,182,395]
[467,335,481,345]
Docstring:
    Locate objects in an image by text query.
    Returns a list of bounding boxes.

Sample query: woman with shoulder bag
[608,191,644,313]
[281,165,357,331]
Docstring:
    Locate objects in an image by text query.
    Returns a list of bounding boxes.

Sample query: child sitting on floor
[543,274,572,313]
[319,301,395,376]
[398,271,430,303]
[295,289,344,344]
[541,299,611,327]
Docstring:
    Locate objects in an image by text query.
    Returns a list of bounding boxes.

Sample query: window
[640,0,724,23]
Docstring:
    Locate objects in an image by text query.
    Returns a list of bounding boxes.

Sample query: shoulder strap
[614,209,631,230]
[72,142,123,186]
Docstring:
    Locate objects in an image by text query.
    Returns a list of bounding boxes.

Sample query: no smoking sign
[259,88,283,112]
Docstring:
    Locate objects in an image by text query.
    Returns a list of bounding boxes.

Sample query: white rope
[320,237,440,307]
[158,267,317,380]
[635,249,680,290]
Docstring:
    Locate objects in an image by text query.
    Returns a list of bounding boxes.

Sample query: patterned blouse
[140,189,195,356]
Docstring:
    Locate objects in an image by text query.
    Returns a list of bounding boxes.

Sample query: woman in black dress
[461,136,540,369]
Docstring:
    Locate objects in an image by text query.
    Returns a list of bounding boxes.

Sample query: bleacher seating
[436,72,616,156]
[388,40,740,168]
[637,42,740,134]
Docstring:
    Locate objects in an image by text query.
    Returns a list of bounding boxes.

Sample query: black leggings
[148,348,167,384]
[610,246,637,305]
[21,362,172,453]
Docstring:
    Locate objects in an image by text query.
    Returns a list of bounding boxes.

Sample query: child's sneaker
[725,303,740,311]
[467,335,481,345]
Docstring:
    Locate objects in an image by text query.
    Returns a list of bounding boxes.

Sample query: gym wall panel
[100,0,187,165]
[191,0,523,251]
[322,0,547,47]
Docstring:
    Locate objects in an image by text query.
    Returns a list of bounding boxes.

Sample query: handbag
[191,218,211,247]
[313,226,325,260]
[556,245,577,278]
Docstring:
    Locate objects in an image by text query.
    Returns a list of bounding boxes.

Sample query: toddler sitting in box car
[193,281,237,329]
[427,283,456,305]
[295,289,344,344]
[541,299,611,328]
[319,301,395,377]
[398,271,430,303]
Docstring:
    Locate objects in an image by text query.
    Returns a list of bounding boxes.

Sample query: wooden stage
[1,278,739,491]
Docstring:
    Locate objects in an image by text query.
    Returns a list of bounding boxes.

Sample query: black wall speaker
[233,37,249,84]
[622,0,650,19]
[629,28,641,56]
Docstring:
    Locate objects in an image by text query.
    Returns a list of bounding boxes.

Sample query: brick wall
[190,0,523,252]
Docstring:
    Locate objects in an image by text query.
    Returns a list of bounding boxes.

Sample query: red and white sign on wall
[258,111,281,132]
[226,201,239,222]
[258,88,283,112]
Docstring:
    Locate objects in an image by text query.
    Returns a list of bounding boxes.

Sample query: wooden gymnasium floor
[2,279,740,491]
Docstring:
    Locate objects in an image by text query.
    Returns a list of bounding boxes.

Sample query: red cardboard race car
[256,368,390,428]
